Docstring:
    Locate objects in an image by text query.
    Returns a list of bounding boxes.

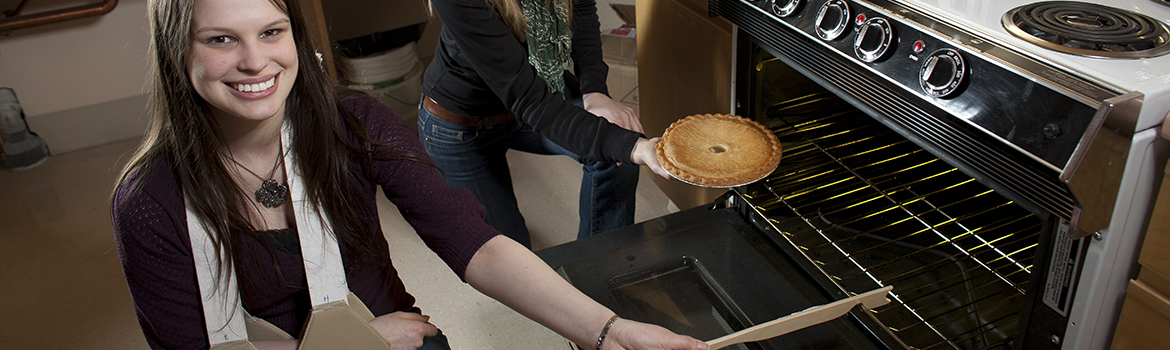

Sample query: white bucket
[343,42,424,132]
[343,42,419,85]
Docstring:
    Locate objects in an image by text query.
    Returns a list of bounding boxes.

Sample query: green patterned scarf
[520,0,573,94]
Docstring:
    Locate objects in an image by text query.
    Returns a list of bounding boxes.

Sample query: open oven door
[536,193,903,350]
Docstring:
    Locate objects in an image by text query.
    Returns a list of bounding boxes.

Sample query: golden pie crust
[656,114,781,188]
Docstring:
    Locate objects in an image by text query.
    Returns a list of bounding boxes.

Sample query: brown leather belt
[423,97,515,127]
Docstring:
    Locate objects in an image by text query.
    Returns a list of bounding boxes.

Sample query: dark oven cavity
[541,56,1076,350]
[739,78,1045,349]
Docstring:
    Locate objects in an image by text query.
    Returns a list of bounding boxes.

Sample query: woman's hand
[630,138,673,180]
[585,93,668,180]
[601,318,708,350]
[584,92,643,134]
[367,311,438,350]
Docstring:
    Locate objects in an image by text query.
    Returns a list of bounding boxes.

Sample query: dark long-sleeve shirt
[112,93,500,349]
[421,0,641,164]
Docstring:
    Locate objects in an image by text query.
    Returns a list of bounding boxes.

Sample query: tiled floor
[0,137,677,349]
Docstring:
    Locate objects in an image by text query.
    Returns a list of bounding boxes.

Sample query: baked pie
[656,114,781,188]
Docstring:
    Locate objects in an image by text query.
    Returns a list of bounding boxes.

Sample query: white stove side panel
[1063,128,1169,349]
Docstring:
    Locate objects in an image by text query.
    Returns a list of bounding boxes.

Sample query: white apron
[186,124,390,350]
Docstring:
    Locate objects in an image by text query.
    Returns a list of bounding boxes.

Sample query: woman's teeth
[232,77,275,92]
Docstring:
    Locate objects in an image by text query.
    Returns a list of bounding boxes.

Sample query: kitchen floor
[0,135,677,349]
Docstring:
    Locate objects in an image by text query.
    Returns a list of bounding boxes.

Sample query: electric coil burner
[1003,1,1170,58]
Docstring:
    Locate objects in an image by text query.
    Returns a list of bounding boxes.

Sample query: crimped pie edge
[656,113,781,187]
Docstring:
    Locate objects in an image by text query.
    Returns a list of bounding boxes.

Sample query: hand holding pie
[655,114,781,188]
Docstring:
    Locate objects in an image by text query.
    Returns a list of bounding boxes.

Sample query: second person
[419,0,668,248]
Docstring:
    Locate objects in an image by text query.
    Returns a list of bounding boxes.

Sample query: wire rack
[739,93,1041,349]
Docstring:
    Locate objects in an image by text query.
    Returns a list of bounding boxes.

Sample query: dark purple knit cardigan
[113,93,499,349]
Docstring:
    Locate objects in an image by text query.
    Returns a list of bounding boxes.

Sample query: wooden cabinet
[1139,164,1170,286]
[636,0,734,209]
[1111,162,1170,349]
[298,0,335,80]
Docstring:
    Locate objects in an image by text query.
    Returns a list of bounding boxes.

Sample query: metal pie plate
[659,153,781,189]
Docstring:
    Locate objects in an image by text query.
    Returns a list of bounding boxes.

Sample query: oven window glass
[607,257,761,350]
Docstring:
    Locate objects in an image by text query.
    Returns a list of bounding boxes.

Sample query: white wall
[1,0,150,116]
[0,0,151,154]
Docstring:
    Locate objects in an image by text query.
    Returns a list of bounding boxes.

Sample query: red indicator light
[913,40,926,53]
[856,14,867,26]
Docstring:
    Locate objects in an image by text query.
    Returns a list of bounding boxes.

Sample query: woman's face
[188,0,298,123]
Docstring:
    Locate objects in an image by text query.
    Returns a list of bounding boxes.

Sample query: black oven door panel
[538,201,894,350]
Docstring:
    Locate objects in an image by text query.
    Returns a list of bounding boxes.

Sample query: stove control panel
[736,0,1107,172]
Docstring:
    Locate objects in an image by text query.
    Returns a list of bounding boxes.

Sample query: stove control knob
[770,0,802,17]
[854,17,893,62]
[919,48,965,97]
[815,0,851,41]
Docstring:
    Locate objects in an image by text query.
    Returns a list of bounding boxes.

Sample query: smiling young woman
[112,0,708,349]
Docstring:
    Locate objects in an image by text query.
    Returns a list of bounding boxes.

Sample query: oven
[537,1,1170,349]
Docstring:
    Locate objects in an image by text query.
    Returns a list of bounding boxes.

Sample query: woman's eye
[206,36,235,45]
[261,29,282,38]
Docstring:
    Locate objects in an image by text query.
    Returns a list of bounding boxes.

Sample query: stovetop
[1002,1,1170,59]
[901,0,1170,129]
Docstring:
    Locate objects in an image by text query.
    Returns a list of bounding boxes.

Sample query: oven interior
[546,42,1067,350]
[734,48,1054,349]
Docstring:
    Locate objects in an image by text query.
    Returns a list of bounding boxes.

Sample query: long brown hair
[119,0,418,288]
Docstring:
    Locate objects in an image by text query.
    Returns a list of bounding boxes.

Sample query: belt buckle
[481,115,496,129]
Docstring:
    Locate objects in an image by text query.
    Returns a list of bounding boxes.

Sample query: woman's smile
[188,0,298,122]
[228,75,277,94]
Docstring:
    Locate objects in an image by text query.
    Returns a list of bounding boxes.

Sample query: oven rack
[741,94,1041,349]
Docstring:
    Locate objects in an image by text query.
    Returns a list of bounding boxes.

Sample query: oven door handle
[705,285,894,349]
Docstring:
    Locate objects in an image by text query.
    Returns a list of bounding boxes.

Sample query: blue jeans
[417,97,639,248]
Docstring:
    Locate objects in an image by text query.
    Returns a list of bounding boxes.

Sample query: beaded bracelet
[596,314,620,350]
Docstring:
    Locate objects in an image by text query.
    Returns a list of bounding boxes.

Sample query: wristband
[596,314,620,350]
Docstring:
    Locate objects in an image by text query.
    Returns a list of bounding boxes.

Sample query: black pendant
[254,179,289,208]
